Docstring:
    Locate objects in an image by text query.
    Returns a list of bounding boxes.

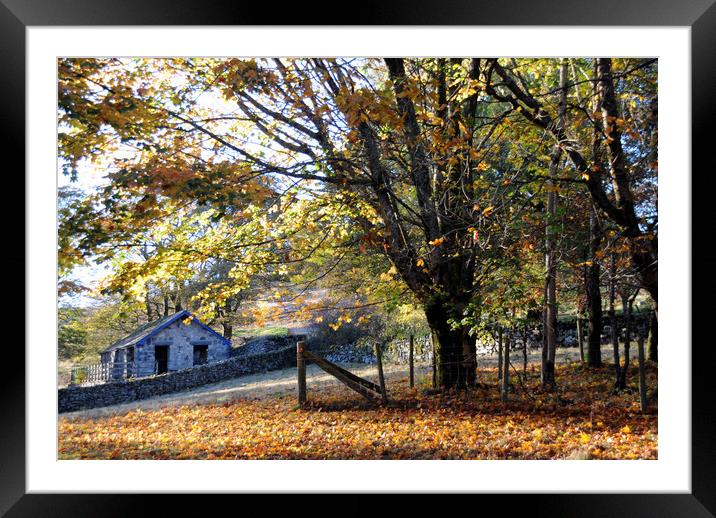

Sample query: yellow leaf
[579,433,591,444]
[416,258,425,268]
[621,425,632,434]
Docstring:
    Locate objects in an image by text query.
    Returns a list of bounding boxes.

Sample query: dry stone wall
[59,344,296,413]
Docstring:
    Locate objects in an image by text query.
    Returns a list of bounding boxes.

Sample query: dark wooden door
[155,345,169,374]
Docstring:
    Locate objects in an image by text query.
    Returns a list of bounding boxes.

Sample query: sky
[58,162,111,307]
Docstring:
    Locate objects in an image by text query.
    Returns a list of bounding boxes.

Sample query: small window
[193,344,209,366]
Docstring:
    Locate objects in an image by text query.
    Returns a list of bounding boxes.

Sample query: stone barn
[99,310,231,379]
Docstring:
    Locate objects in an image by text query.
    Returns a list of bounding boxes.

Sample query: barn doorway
[155,345,169,374]
[193,344,208,366]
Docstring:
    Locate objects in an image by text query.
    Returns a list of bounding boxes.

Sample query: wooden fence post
[408,334,414,388]
[297,340,307,405]
[375,342,388,404]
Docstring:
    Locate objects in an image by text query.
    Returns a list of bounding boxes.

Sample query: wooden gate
[296,341,388,405]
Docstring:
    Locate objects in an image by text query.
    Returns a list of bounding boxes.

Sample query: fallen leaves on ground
[58,362,657,460]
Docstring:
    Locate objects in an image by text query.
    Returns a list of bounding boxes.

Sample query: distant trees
[58,307,87,360]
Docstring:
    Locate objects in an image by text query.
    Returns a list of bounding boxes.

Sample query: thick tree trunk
[424,295,476,390]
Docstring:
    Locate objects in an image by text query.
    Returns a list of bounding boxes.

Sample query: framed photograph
[6,0,713,515]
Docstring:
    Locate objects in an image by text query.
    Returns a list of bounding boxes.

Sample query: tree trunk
[648,309,658,362]
[222,321,233,341]
[577,316,585,363]
[375,342,388,404]
[297,341,307,405]
[637,335,648,412]
[173,292,183,312]
[497,328,503,381]
[541,298,557,388]
[431,331,437,389]
[617,294,633,390]
[542,58,566,390]
[501,330,510,402]
[586,206,603,367]
[408,334,415,388]
[523,325,528,375]
[145,295,154,321]
[609,253,621,387]
[424,299,476,390]
[596,58,659,306]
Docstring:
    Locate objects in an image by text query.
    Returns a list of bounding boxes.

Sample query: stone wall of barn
[132,319,231,377]
[59,344,297,413]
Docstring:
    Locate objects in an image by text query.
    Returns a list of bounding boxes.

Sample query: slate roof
[101,310,228,353]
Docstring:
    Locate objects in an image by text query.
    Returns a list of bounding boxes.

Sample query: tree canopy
[58,57,657,389]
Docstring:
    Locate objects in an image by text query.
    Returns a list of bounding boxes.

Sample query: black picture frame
[4,0,713,515]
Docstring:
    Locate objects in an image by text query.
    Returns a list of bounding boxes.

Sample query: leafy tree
[58,307,88,360]
[58,57,657,391]
[484,58,658,309]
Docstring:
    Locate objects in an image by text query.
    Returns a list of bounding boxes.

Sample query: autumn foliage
[59,362,657,460]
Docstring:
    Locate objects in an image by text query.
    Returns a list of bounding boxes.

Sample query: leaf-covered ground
[58,360,657,460]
